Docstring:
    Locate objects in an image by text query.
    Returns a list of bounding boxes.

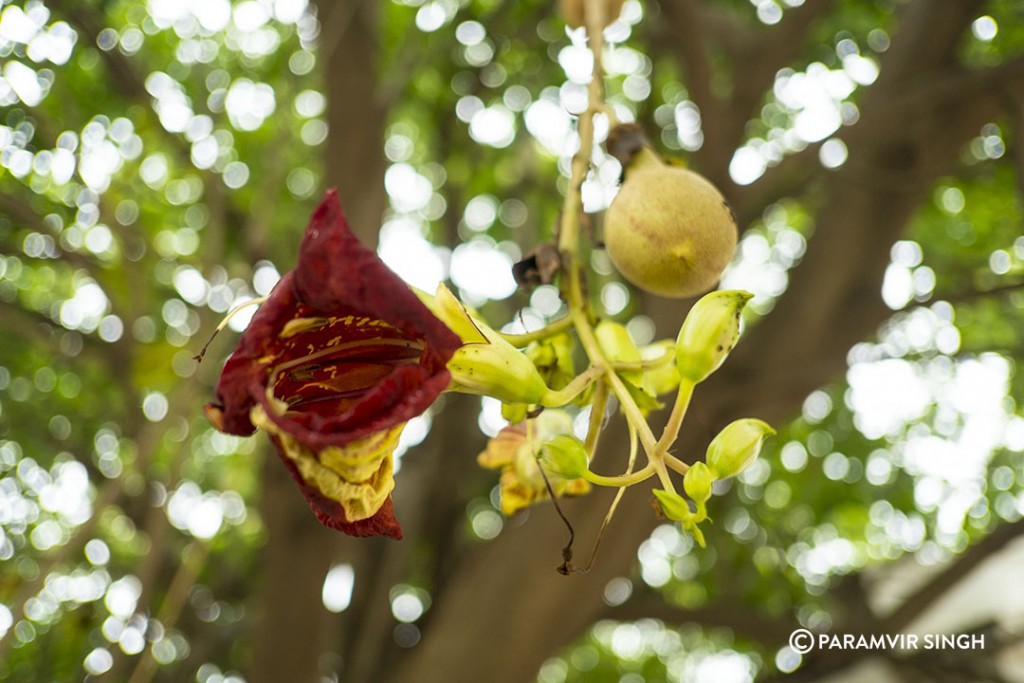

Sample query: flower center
[267,330,426,416]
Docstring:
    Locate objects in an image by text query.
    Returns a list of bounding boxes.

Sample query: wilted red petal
[209,192,460,446]
[205,190,461,539]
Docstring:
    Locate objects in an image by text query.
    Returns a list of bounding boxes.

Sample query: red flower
[205,191,462,539]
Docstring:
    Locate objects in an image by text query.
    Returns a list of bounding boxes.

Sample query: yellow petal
[562,478,591,497]
[498,467,544,515]
[251,404,401,522]
[477,423,527,470]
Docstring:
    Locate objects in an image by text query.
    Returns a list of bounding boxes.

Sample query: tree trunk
[247,2,388,682]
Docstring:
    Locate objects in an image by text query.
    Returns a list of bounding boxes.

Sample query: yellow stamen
[280,317,331,338]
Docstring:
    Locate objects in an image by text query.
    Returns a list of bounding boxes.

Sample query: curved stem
[601,363,657,452]
[603,362,675,491]
[566,300,659,456]
[583,461,655,487]
[656,379,696,454]
[652,460,677,492]
[610,347,674,372]
[664,452,691,475]
[626,421,639,475]
[583,418,644,572]
[497,315,573,347]
[583,421,637,571]
[541,366,603,407]
[193,296,267,361]
[639,379,697,492]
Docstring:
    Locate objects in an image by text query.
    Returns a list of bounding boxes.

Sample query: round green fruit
[603,161,738,298]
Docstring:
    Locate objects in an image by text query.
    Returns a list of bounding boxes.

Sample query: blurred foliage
[1,0,1023,682]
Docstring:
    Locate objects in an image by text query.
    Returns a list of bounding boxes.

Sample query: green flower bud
[652,489,692,523]
[501,403,529,424]
[595,320,642,384]
[478,411,591,514]
[675,290,754,384]
[652,489,707,548]
[539,434,590,480]
[684,461,713,523]
[422,284,552,404]
[706,418,776,480]
[525,332,576,391]
[448,342,550,404]
[512,410,576,487]
[414,282,482,341]
[640,340,679,396]
[683,462,713,505]
[596,320,662,413]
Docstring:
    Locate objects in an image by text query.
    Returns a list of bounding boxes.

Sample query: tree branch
[46,0,251,260]
[883,519,1024,633]
[715,41,1022,432]
[754,522,1024,683]
[0,478,122,660]
[245,4,391,683]
[932,281,1024,306]
[0,377,201,660]
[731,0,839,136]
[890,622,1021,683]
[603,590,801,647]
[366,4,1024,683]
[0,190,103,276]
[654,0,836,189]
[44,0,148,100]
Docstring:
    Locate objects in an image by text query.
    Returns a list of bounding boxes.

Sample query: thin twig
[192,297,267,362]
[536,464,577,575]
[125,543,210,683]
[584,422,639,571]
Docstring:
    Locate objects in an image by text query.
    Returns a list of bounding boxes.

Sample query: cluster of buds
[652,418,775,547]
[623,291,774,547]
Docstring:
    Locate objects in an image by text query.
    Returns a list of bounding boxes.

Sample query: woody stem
[556,0,676,494]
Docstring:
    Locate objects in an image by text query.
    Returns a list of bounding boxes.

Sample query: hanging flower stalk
[203,0,775,560]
